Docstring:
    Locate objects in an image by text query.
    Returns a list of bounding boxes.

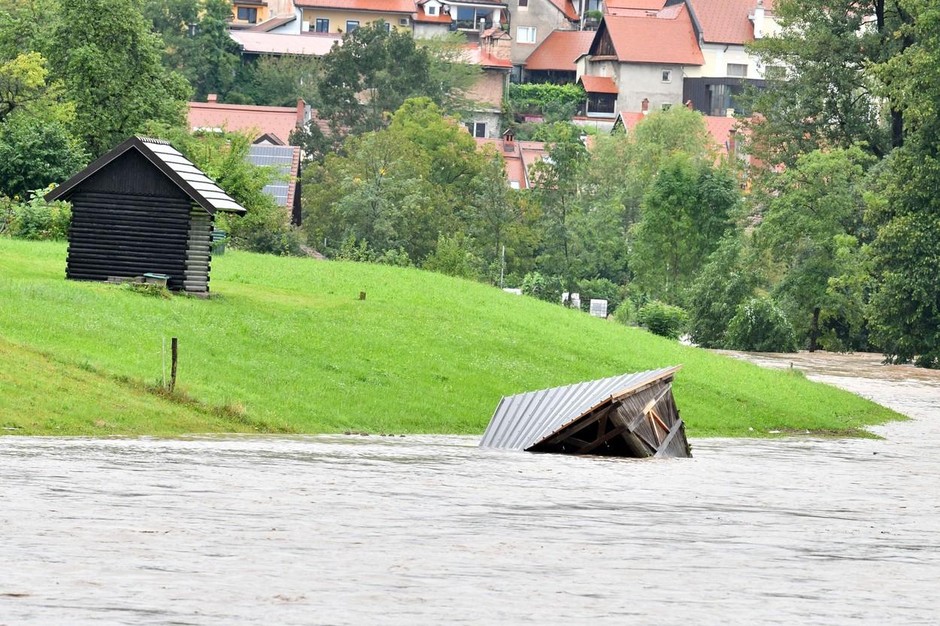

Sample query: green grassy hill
[0,239,902,437]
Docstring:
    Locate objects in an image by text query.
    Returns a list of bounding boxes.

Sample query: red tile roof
[686,0,773,44]
[604,0,666,12]
[579,75,618,94]
[547,0,580,21]
[294,0,416,12]
[475,138,549,189]
[525,30,594,71]
[462,43,513,69]
[188,101,306,145]
[597,6,704,65]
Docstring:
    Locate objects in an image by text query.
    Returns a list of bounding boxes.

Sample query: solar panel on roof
[248,145,296,207]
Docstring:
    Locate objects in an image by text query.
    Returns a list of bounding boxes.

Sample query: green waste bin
[211,229,227,255]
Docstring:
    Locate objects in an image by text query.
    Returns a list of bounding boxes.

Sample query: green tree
[529,122,589,283]
[747,0,910,166]
[48,0,190,156]
[755,147,873,351]
[629,154,739,304]
[0,117,86,198]
[237,54,320,106]
[317,23,434,137]
[865,0,940,368]
[686,235,760,348]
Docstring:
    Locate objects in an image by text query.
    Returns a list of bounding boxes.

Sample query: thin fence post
[170,337,178,393]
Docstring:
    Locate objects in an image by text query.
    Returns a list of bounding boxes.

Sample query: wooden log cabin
[480,366,691,458]
[45,137,246,295]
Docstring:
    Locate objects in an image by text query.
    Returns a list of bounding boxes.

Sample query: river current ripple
[1,354,939,624]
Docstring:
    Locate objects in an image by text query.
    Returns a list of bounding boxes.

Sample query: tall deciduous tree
[754,146,873,351]
[317,23,434,138]
[747,0,910,166]
[529,122,588,283]
[48,0,190,156]
[866,0,940,367]
[629,154,739,304]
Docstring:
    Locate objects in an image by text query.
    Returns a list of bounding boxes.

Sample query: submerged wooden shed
[480,366,691,458]
[45,137,246,294]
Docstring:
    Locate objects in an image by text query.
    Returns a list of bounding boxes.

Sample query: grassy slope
[0,239,902,437]
[0,337,269,436]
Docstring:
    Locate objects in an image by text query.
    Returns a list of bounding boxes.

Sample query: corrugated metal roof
[247,145,298,207]
[480,366,680,450]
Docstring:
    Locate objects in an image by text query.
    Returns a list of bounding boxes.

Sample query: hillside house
[523,29,593,83]
[294,0,416,34]
[682,0,780,116]
[576,4,703,117]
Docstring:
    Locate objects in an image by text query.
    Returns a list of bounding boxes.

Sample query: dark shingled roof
[46,136,247,215]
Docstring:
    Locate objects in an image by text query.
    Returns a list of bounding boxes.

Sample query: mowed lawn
[0,239,902,437]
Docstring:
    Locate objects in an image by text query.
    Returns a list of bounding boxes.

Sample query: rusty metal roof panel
[480,367,680,451]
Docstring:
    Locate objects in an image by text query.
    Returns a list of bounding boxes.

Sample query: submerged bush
[637,300,688,339]
[726,296,799,352]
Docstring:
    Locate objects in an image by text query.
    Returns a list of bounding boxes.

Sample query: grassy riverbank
[0,239,903,437]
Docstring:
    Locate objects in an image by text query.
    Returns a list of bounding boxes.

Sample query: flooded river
[2,353,939,624]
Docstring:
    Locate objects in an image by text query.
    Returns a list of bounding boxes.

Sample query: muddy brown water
[2,352,939,624]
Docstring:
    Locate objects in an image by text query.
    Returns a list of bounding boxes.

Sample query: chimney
[752,0,765,39]
[503,127,516,153]
[207,94,218,103]
[641,98,649,115]
[296,98,305,126]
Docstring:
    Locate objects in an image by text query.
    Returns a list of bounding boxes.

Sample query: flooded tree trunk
[809,307,821,352]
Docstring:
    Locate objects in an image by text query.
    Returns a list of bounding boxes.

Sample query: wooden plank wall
[66,191,192,290]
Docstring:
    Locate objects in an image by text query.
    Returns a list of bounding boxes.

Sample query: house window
[466,122,487,138]
[346,20,359,32]
[519,0,529,6]
[517,26,537,44]
[661,103,671,111]
[236,6,258,23]
[315,18,329,32]
[382,21,391,32]
[586,93,616,115]
[427,5,438,15]
[454,7,492,30]
[661,69,672,82]
[708,83,731,116]
[727,63,748,77]
[399,17,409,25]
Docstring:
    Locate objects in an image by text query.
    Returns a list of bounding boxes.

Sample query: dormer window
[427,5,438,15]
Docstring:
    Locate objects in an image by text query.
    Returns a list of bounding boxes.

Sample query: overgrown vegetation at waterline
[0,240,902,438]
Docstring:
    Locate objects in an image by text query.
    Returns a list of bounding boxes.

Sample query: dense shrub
[422,233,482,279]
[687,237,758,348]
[612,299,638,326]
[521,271,563,303]
[575,277,623,313]
[507,83,586,118]
[637,300,689,339]
[4,190,71,241]
[725,296,800,352]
